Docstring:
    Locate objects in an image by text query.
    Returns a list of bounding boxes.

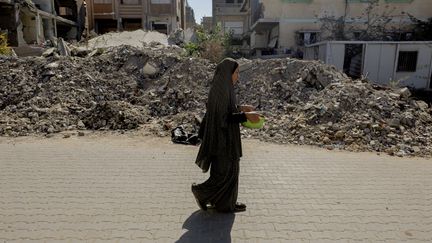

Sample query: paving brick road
[0,135,431,242]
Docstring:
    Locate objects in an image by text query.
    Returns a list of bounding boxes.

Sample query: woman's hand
[240,105,254,112]
[245,112,261,123]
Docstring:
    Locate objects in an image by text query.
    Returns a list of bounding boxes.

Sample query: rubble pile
[0,45,211,136]
[0,45,431,157]
[237,59,432,157]
[82,101,149,130]
[86,30,171,49]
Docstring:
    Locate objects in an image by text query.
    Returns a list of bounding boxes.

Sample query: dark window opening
[95,19,117,34]
[296,32,318,46]
[121,0,141,4]
[226,0,234,3]
[123,18,142,31]
[429,72,432,89]
[152,23,168,34]
[397,51,418,72]
[353,32,361,40]
[343,44,363,79]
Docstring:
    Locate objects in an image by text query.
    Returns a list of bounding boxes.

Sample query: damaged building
[0,0,86,52]
[87,0,187,34]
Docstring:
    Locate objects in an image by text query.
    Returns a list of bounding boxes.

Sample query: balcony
[214,3,246,15]
[149,3,172,15]
[119,5,142,18]
[215,3,243,8]
[93,4,114,18]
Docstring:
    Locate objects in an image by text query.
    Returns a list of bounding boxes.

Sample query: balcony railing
[119,5,142,18]
[215,3,243,8]
[93,4,113,14]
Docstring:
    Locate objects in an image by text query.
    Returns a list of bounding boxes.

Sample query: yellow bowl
[242,117,265,129]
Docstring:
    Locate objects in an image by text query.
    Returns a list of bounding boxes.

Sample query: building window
[226,0,235,3]
[296,31,319,46]
[348,0,375,2]
[94,0,112,3]
[224,21,243,35]
[151,0,171,3]
[121,0,140,4]
[59,7,73,15]
[385,0,413,3]
[397,51,418,72]
[152,22,168,34]
[281,0,313,3]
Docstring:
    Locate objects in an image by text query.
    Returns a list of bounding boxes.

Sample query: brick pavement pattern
[0,135,431,242]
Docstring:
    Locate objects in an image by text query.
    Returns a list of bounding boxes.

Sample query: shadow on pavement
[176,210,235,243]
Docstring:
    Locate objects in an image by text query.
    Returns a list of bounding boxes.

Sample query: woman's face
[232,66,240,85]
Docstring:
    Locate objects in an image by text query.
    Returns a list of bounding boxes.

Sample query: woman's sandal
[234,202,246,212]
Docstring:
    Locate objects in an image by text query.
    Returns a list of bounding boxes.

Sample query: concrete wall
[21,11,40,44]
[278,22,319,49]
[328,43,345,70]
[251,30,268,48]
[201,16,212,30]
[363,43,432,89]
[363,43,398,85]
[306,42,432,90]
[213,0,249,38]
[262,0,432,20]
[90,0,184,34]
[33,0,54,13]
[216,15,247,37]
[318,42,326,62]
[253,0,432,50]
[394,44,432,89]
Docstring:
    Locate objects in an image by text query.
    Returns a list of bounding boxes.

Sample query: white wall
[394,44,432,89]
[318,43,326,62]
[328,43,345,70]
[250,30,267,49]
[363,44,398,85]
[306,42,432,90]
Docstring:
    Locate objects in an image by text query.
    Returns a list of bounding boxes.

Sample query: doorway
[343,44,363,79]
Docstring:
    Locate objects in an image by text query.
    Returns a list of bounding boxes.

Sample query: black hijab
[195,58,242,172]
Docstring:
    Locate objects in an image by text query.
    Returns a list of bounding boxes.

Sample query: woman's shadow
[176,209,235,243]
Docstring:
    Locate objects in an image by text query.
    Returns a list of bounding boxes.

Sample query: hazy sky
[188,0,212,24]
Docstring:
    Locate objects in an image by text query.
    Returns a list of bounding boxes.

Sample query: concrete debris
[58,38,71,56]
[0,45,431,158]
[168,28,198,45]
[86,30,171,49]
[82,101,149,130]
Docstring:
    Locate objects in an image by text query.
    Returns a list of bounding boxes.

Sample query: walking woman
[191,58,260,213]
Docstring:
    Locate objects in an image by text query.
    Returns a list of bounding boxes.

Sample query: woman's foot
[235,202,246,210]
[234,202,246,212]
[191,184,207,211]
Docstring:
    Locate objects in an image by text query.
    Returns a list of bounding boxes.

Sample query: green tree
[183,23,234,63]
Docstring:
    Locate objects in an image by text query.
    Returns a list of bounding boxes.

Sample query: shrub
[0,33,12,56]
[183,24,234,63]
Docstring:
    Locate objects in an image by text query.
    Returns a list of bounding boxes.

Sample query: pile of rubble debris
[0,45,431,157]
[86,29,171,49]
[237,59,432,157]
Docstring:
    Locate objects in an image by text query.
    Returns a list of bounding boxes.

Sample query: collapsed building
[0,0,86,53]
[86,0,187,35]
